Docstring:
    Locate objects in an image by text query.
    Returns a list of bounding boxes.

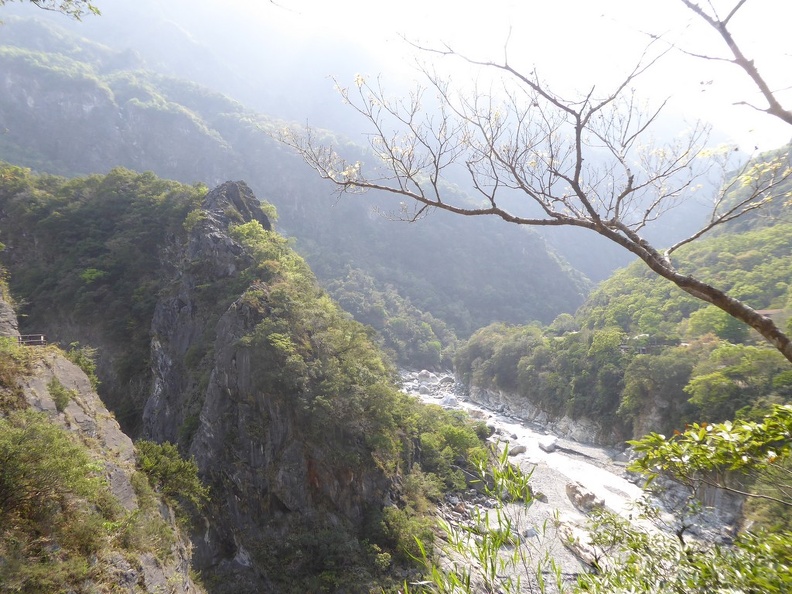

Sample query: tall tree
[283,0,792,363]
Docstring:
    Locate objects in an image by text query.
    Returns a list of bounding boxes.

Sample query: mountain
[2,0,719,284]
[0,15,589,345]
[0,283,203,593]
[0,167,492,591]
[452,145,792,444]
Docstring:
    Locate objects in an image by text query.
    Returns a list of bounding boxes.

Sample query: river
[402,369,648,589]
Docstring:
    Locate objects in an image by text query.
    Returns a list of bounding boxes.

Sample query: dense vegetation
[454,148,792,438]
[327,267,458,369]
[0,165,494,590]
[209,218,492,590]
[0,163,206,430]
[0,18,589,344]
[0,355,202,593]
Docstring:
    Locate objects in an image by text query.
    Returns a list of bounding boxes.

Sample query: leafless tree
[281,0,792,363]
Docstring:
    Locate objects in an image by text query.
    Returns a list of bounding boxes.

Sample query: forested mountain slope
[455,145,792,446]
[0,16,588,347]
[0,167,492,591]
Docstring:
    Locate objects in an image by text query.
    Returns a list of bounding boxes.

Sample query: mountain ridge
[0,16,589,342]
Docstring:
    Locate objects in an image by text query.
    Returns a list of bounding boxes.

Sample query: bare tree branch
[678,0,792,126]
[278,6,792,363]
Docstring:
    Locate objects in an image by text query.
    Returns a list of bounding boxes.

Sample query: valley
[0,1,790,592]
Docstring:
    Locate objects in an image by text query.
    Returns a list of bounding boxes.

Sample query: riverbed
[403,370,647,588]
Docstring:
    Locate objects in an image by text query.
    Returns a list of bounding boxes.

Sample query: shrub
[135,440,208,510]
[0,410,101,522]
[47,377,76,412]
[65,342,99,391]
[0,336,33,411]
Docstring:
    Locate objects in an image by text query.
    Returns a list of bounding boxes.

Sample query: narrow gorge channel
[401,369,740,589]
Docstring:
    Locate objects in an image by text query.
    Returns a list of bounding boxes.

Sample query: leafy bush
[0,411,109,592]
[0,410,101,522]
[47,376,75,412]
[0,335,33,411]
[135,440,208,511]
[64,342,100,391]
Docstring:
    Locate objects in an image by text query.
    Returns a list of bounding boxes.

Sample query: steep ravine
[1,290,203,593]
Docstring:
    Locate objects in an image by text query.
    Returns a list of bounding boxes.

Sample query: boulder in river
[566,482,605,513]
[538,436,558,453]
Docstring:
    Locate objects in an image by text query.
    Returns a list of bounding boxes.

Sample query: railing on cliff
[17,334,47,346]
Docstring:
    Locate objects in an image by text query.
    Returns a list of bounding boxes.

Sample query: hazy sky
[227,0,791,152]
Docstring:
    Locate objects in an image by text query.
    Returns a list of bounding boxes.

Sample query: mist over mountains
[3,2,792,592]
[0,11,595,342]
[1,0,719,285]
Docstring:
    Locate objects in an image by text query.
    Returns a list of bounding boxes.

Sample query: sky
[225,0,792,153]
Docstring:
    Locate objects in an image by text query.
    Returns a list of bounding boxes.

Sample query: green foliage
[618,346,698,433]
[0,410,101,523]
[455,323,629,425]
[0,410,109,592]
[64,341,99,390]
[688,304,749,342]
[575,406,792,593]
[575,508,792,594]
[0,159,493,588]
[0,335,33,411]
[454,242,791,437]
[326,267,457,369]
[0,19,589,343]
[381,500,437,563]
[684,343,789,422]
[0,163,205,430]
[47,376,74,412]
[183,206,208,231]
[629,404,792,500]
[580,222,792,340]
[228,214,489,581]
[135,440,208,511]
[118,472,177,556]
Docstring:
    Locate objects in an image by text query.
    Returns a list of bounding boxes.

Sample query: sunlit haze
[224,0,792,152]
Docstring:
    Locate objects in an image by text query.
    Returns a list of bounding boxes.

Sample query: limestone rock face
[143,182,388,588]
[143,181,265,442]
[2,289,203,594]
[467,385,622,446]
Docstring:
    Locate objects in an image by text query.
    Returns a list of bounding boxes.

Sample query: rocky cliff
[0,177,401,591]
[466,385,624,446]
[134,181,393,591]
[0,288,203,593]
